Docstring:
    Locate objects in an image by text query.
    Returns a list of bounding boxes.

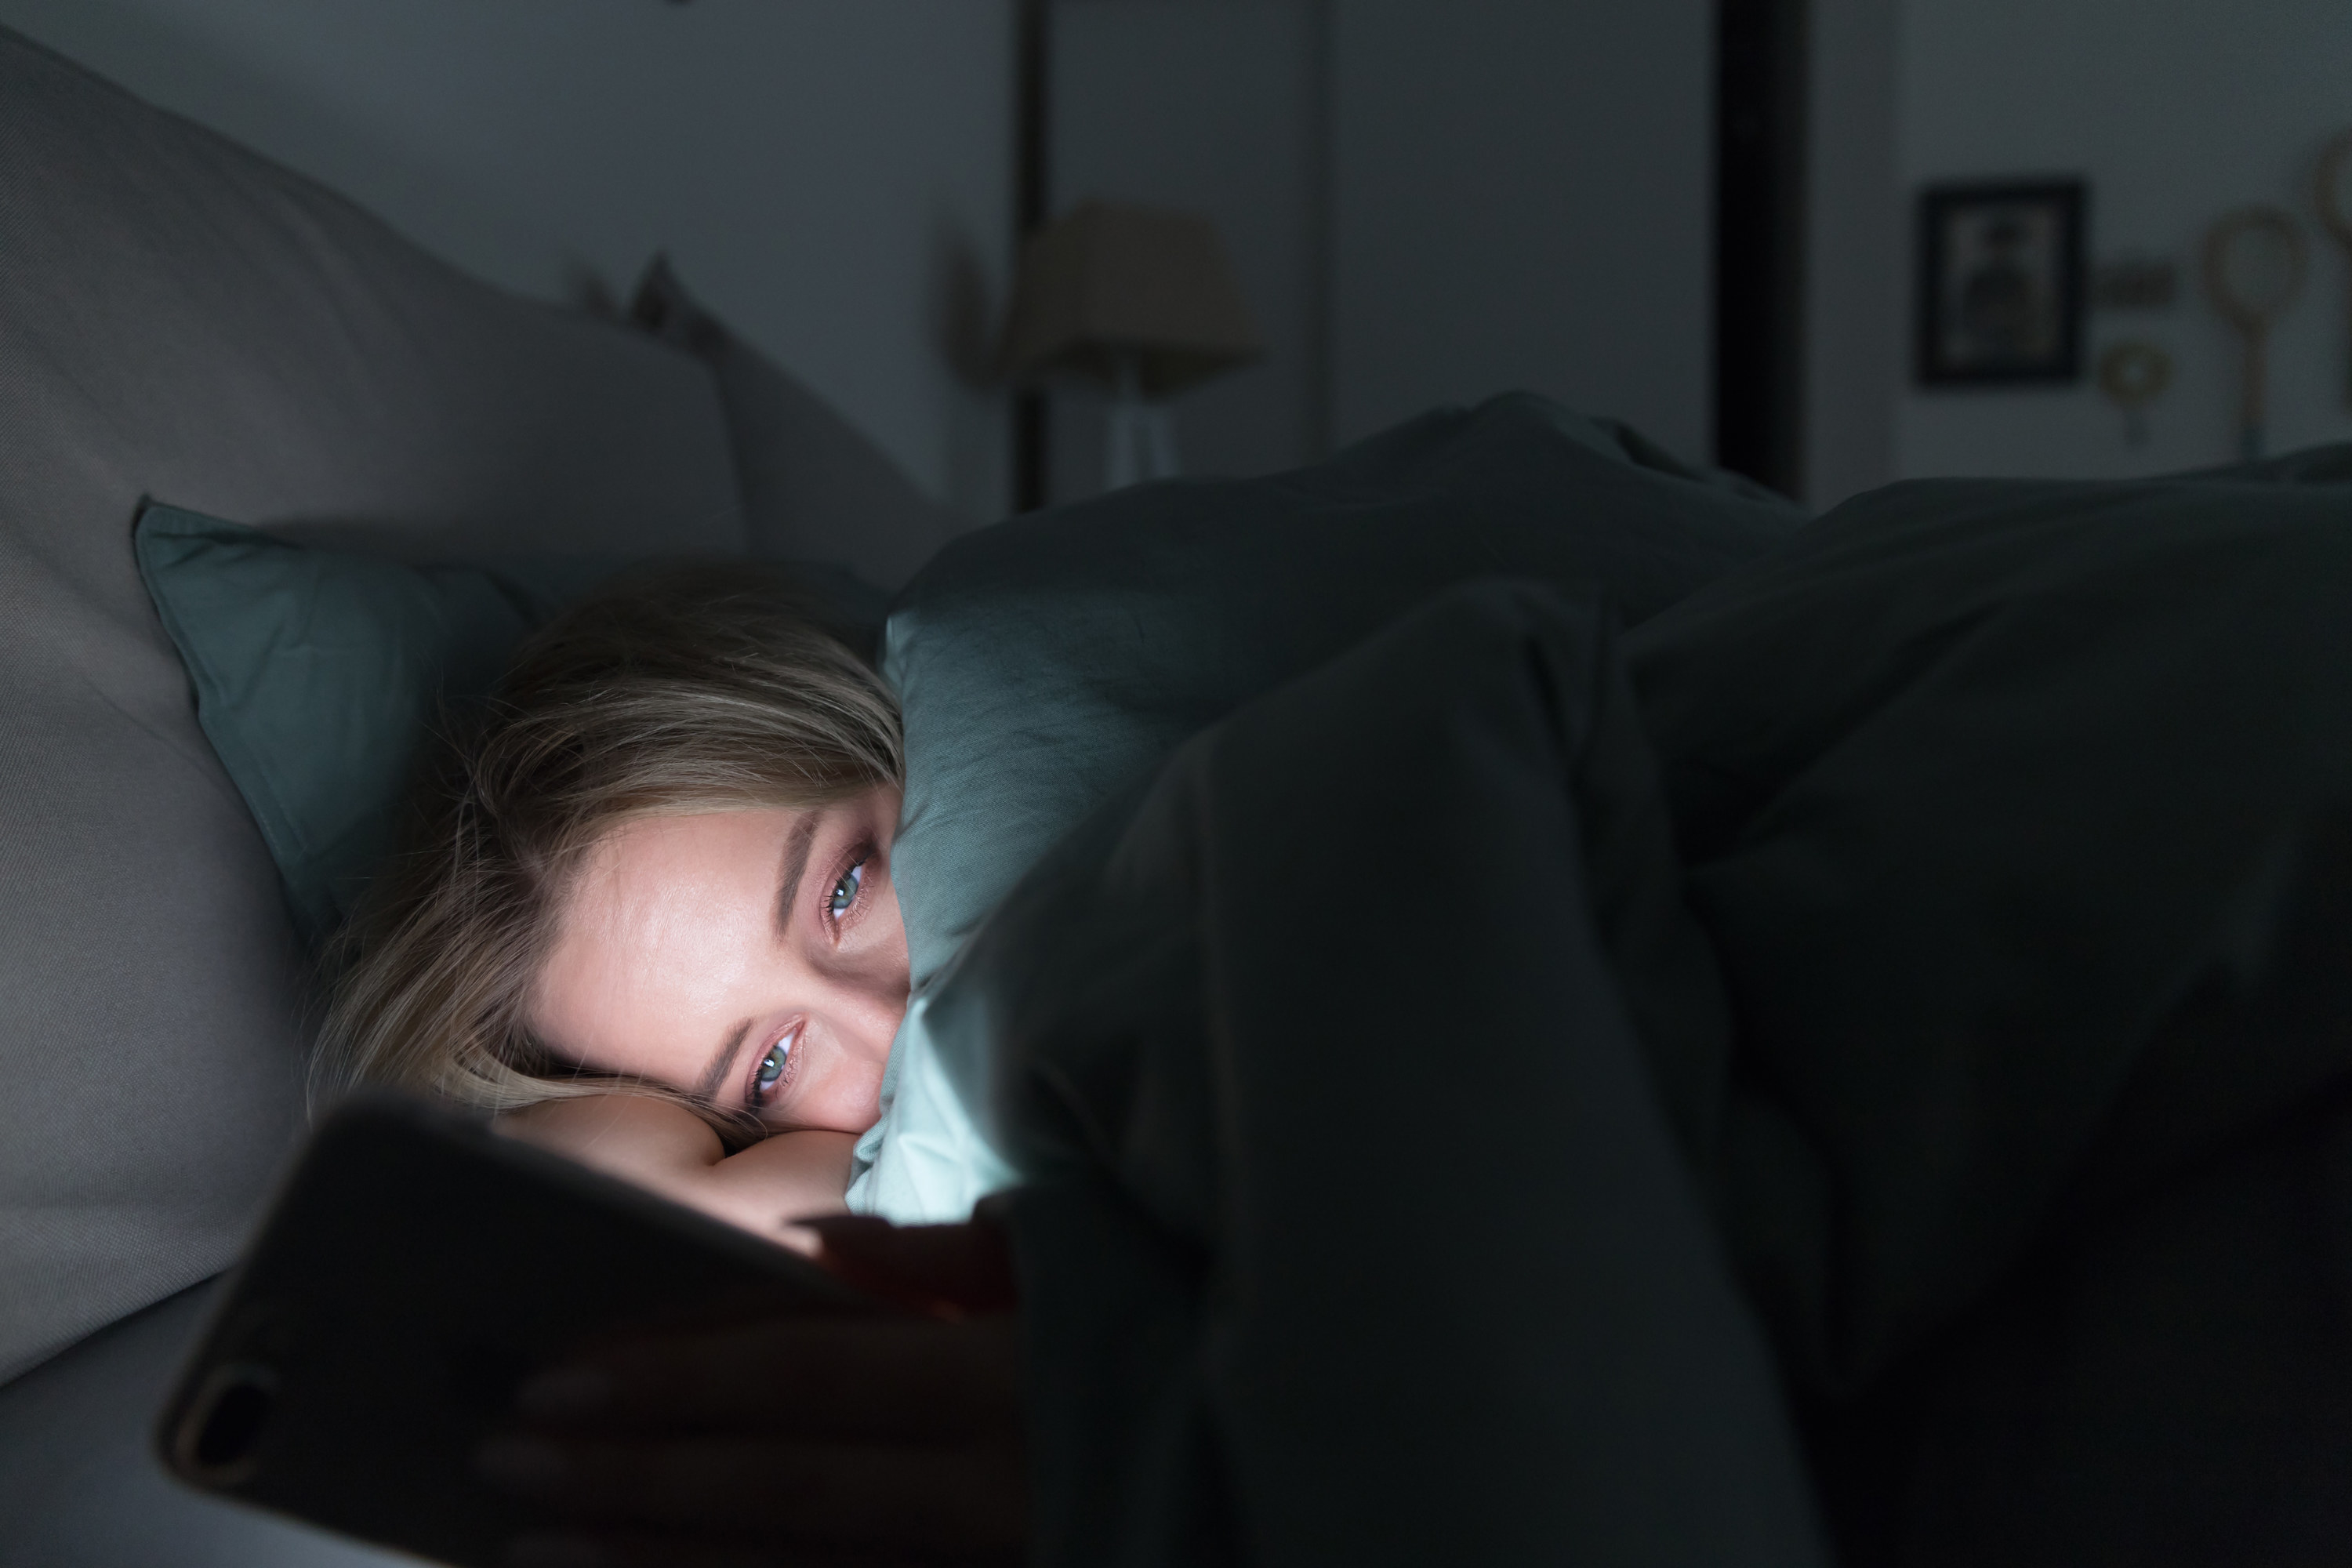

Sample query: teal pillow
[133,504,617,947]
[136,506,892,950]
[848,394,1809,1219]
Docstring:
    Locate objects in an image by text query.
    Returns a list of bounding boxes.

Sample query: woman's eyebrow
[773,812,822,938]
[699,1018,755,1105]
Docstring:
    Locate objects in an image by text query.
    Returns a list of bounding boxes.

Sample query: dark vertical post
[1014,0,1052,513]
[1714,0,1809,499]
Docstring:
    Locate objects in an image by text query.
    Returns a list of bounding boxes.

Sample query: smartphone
[154,1094,878,1566]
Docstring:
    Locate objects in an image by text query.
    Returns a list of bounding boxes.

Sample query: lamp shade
[1000,200,1262,397]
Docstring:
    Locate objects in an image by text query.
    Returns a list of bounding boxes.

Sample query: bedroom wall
[0,0,1017,521]
[1806,0,2352,501]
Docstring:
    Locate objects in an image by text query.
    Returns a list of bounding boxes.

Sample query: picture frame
[1915,179,2087,385]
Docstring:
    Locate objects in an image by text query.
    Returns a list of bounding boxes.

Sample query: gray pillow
[0,25,742,1382]
[850,393,1806,1219]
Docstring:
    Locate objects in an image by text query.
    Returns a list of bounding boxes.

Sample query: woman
[317,566,916,1245]
[324,497,2352,1566]
[320,568,1821,1568]
[321,567,1033,1563]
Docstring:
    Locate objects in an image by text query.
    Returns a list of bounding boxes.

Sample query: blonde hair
[311,564,902,1118]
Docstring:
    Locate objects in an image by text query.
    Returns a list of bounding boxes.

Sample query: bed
[6,18,2351,1568]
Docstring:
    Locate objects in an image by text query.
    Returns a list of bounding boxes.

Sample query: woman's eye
[828,860,865,919]
[753,1034,792,1102]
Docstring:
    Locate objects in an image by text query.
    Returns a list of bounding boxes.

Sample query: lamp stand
[1104,353,1181,490]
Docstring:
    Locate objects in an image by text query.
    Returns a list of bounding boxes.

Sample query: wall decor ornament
[1915,179,2087,386]
[2096,339,2172,448]
[2202,204,2307,461]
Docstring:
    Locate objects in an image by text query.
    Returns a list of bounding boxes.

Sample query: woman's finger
[477,1433,1027,1555]
[514,1314,1021,1441]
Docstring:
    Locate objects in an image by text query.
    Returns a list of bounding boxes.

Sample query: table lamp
[1000,199,1262,491]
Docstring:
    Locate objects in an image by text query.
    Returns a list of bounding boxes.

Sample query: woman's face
[528,787,909,1134]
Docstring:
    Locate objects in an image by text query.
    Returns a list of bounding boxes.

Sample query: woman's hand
[498,1093,857,1252]
[477,1216,1025,1568]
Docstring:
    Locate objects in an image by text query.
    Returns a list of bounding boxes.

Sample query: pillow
[0,23,742,1382]
[133,506,603,947]
[629,257,971,590]
[134,504,890,952]
[849,393,1809,1220]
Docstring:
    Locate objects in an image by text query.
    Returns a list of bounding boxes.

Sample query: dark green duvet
[1630,470,2352,1563]
[872,401,2352,1565]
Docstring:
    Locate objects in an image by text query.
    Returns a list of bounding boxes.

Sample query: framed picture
[1915,180,2087,385]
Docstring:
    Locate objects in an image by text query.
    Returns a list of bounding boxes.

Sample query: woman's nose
[813,956,910,1056]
